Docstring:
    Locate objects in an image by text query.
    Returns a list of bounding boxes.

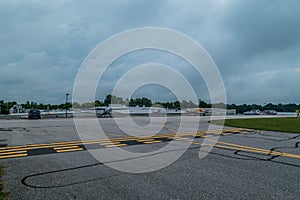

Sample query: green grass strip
[210,117,300,133]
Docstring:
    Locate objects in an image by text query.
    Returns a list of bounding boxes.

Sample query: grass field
[210,117,300,133]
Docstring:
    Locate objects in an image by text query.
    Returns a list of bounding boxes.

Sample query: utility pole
[66,93,69,118]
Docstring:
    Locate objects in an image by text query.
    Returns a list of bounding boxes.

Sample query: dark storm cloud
[0,0,299,104]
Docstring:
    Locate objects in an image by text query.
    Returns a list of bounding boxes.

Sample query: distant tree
[104,94,125,106]
[72,102,81,109]
[129,97,152,107]
[0,100,6,114]
[152,103,164,108]
[95,100,105,107]
[174,101,181,110]
[198,99,209,108]
[81,102,95,108]
[181,100,197,108]
[104,95,112,106]
[0,101,16,114]
[111,96,125,105]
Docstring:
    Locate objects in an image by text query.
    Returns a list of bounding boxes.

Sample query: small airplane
[95,107,113,118]
[244,109,261,115]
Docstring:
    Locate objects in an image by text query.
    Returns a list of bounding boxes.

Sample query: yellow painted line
[143,140,162,144]
[54,146,80,150]
[196,131,206,134]
[152,135,171,138]
[0,153,27,159]
[190,139,300,159]
[166,131,194,136]
[0,142,83,151]
[227,128,253,131]
[212,144,300,159]
[0,145,24,150]
[0,150,27,155]
[0,148,30,152]
[104,145,115,148]
[223,129,244,132]
[0,143,83,152]
[174,137,190,140]
[222,129,239,132]
[221,142,300,158]
[0,134,188,152]
[23,145,67,150]
[83,141,120,145]
[220,133,231,136]
[190,142,200,145]
[164,136,176,139]
[52,140,102,146]
[198,135,209,138]
[100,140,121,143]
[112,137,139,141]
[136,139,155,142]
[207,140,300,159]
[114,143,128,147]
[22,145,55,149]
[207,132,223,135]
[163,123,298,159]
[174,132,192,136]
[50,139,110,145]
[211,140,273,152]
[239,131,250,134]
[51,140,88,145]
[26,144,53,147]
[0,128,258,154]
[111,144,128,147]
[98,141,120,145]
[183,128,255,136]
[56,148,83,153]
[196,133,208,137]
[54,141,103,147]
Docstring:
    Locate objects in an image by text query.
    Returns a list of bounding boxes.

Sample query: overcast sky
[1,0,299,104]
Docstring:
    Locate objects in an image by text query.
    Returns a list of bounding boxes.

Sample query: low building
[9,105,26,114]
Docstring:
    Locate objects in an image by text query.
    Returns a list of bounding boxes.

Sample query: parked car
[28,109,41,119]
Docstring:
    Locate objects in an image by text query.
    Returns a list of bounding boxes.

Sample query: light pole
[66,93,69,118]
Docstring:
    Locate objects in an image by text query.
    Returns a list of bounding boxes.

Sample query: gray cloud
[0,0,299,104]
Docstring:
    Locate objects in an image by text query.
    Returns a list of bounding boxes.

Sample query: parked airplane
[94,107,113,118]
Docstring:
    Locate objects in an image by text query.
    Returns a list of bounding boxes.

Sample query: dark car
[28,109,41,119]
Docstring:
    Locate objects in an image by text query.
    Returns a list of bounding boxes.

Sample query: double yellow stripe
[0,149,28,159]
[209,140,300,159]
[193,140,300,159]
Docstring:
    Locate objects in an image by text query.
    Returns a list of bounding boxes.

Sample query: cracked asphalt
[0,116,299,200]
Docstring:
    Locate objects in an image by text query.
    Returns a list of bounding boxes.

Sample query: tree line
[1,96,299,114]
[227,103,300,114]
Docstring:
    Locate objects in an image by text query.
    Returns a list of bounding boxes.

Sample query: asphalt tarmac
[0,116,299,200]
